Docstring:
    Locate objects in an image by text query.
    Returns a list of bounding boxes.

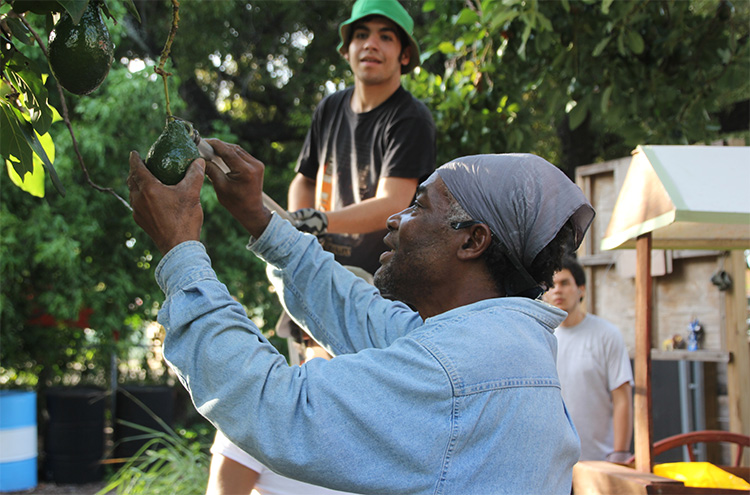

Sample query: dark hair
[483,221,576,297]
[560,255,586,287]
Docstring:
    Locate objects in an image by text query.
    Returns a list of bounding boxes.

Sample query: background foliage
[414,0,749,173]
[1,0,748,391]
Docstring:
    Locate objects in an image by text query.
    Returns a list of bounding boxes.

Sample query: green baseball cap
[337,0,420,74]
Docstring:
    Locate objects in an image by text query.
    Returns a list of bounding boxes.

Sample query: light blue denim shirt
[157,214,580,495]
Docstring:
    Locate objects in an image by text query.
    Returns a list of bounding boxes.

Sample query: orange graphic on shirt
[316,161,334,213]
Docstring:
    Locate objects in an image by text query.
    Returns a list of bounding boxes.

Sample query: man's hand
[203,139,272,239]
[289,208,328,236]
[127,151,205,255]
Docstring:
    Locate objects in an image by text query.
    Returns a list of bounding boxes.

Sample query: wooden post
[724,250,750,466]
[634,233,654,472]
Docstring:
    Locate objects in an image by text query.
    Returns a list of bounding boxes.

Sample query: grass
[97,421,210,495]
[97,389,211,495]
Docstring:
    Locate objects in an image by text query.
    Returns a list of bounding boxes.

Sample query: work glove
[289,208,328,236]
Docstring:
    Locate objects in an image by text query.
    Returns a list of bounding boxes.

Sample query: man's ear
[457,224,493,261]
[400,47,411,69]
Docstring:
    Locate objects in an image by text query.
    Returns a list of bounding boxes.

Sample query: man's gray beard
[373,268,399,303]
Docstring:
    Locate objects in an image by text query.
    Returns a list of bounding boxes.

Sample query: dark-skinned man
[206,0,438,488]
[127,143,595,495]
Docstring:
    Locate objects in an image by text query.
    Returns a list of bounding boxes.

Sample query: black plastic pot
[113,385,174,459]
[43,387,105,484]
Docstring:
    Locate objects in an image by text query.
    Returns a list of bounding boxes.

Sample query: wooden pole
[634,233,654,472]
[724,250,750,466]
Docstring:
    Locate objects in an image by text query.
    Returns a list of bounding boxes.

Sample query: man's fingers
[128,151,147,191]
[205,138,238,157]
[205,138,262,168]
[204,158,226,185]
[129,150,143,167]
[179,159,206,195]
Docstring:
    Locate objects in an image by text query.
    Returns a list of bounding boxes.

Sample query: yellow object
[654,462,750,490]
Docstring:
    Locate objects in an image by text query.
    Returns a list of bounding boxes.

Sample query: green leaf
[121,0,141,23]
[2,35,31,74]
[592,36,611,57]
[10,108,49,166]
[717,48,731,64]
[419,48,436,66]
[4,105,65,195]
[627,31,645,55]
[6,153,46,198]
[551,46,569,69]
[5,17,33,46]
[5,154,27,183]
[617,31,626,56]
[0,105,34,175]
[455,8,480,25]
[99,0,113,20]
[5,68,54,134]
[438,41,457,55]
[57,0,90,24]
[600,85,613,114]
[489,10,519,31]
[568,99,588,130]
[535,12,553,32]
[517,24,532,61]
[601,0,615,15]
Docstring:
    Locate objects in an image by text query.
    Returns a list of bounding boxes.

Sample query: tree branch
[154,0,180,118]
[18,14,132,211]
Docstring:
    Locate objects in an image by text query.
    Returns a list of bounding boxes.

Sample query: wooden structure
[573,144,750,492]
[573,460,749,494]
[624,430,750,466]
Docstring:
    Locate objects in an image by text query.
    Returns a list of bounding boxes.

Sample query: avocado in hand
[145,118,202,185]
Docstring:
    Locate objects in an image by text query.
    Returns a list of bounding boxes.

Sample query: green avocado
[48,1,113,95]
[145,119,202,185]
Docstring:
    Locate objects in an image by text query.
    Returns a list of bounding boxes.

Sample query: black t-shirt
[296,86,436,274]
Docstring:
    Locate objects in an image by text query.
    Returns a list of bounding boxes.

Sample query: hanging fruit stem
[18,12,131,210]
[154,0,181,119]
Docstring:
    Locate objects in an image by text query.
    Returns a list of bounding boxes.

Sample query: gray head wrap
[436,154,595,297]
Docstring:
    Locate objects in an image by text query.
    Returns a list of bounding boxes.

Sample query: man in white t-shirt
[543,257,634,463]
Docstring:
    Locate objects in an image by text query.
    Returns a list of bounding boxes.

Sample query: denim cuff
[155,241,214,297]
[246,213,304,269]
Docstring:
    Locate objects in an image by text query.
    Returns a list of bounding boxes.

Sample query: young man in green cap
[287,0,436,274]
[207,1,435,493]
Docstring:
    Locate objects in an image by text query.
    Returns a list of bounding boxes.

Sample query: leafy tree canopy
[413,0,749,173]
